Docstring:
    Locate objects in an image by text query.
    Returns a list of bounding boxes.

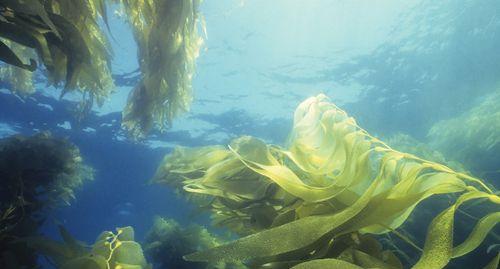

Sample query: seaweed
[118,0,203,137]
[0,0,113,100]
[0,132,93,268]
[428,89,500,175]
[0,39,36,94]
[144,216,245,269]
[1,0,204,137]
[26,225,152,269]
[153,94,499,268]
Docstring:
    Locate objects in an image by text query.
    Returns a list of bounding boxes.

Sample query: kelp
[1,0,203,137]
[27,225,152,269]
[428,89,500,174]
[118,0,203,137]
[0,0,114,101]
[45,0,114,104]
[386,133,465,173]
[144,216,245,269]
[153,94,499,268]
[0,39,35,94]
[0,132,93,268]
[0,132,94,207]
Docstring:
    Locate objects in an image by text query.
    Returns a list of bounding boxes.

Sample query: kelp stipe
[26,226,152,269]
[154,94,499,268]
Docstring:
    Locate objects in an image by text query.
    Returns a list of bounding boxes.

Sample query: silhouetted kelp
[0,132,93,268]
[153,95,500,269]
[428,89,500,177]
[0,0,204,137]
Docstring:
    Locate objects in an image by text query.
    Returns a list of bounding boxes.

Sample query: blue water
[1,0,500,268]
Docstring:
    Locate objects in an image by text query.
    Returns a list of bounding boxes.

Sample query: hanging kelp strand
[0,0,114,101]
[119,0,204,137]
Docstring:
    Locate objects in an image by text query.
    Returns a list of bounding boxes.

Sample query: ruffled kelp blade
[156,95,500,268]
[184,167,382,262]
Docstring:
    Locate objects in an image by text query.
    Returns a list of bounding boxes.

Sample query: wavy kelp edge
[153,94,499,268]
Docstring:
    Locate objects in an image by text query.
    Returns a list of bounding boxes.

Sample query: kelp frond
[1,0,204,137]
[119,0,204,137]
[144,216,246,269]
[0,39,36,95]
[153,94,500,268]
[0,132,94,268]
[428,89,500,172]
[26,226,152,269]
[0,0,114,102]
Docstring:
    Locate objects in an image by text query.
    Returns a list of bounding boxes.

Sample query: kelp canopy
[153,94,500,269]
[0,0,203,137]
[0,0,113,102]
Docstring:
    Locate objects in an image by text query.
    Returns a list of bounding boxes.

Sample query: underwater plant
[385,133,465,173]
[0,40,36,95]
[118,0,204,137]
[153,94,500,268]
[0,132,93,268]
[144,215,245,269]
[0,0,203,137]
[428,89,500,177]
[0,0,113,101]
[27,225,152,269]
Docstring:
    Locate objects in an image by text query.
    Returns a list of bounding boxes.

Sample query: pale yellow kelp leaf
[290,258,364,269]
[119,0,203,137]
[184,168,383,262]
[158,94,498,267]
[229,135,373,203]
[412,191,499,269]
[93,227,150,269]
[452,212,500,258]
[28,226,151,269]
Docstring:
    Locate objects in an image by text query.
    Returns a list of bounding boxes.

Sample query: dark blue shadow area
[0,88,206,246]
